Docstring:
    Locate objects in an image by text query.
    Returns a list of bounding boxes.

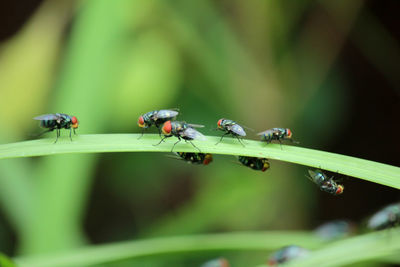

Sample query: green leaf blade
[0,134,399,189]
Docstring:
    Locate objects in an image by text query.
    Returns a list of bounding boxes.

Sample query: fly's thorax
[145,111,157,124]
[218,119,235,130]
[320,180,339,195]
[222,119,234,125]
[273,128,285,138]
[309,170,327,185]
[238,156,268,171]
[174,121,189,132]
[138,111,156,127]
[170,121,181,134]
[253,158,269,171]
[57,116,69,128]
[253,158,264,170]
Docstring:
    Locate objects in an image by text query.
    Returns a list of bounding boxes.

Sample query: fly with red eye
[306,169,344,196]
[257,128,297,149]
[137,109,179,139]
[215,118,247,147]
[33,113,79,143]
[154,120,206,152]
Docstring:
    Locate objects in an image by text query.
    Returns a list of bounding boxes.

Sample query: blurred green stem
[14,231,322,267]
[14,229,400,267]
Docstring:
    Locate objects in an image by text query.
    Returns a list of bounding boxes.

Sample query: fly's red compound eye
[217,119,223,127]
[336,185,344,195]
[138,116,145,127]
[71,116,78,124]
[162,121,172,135]
[203,154,213,165]
[286,128,292,138]
[71,116,79,128]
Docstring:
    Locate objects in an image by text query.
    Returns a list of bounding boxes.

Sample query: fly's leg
[171,137,181,152]
[73,128,77,135]
[188,140,201,152]
[69,128,73,141]
[279,140,283,150]
[157,126,162,138]
[215,133,229,145]
[153,135,169,146]
[138,129,145,140]
[236,136,246,147]
[54,129,60,144]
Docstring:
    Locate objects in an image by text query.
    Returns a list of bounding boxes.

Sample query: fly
[155,120,206,152]
[216,118,246,147]
[33,113,79,143]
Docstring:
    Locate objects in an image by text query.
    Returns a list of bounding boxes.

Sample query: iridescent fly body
[238,156,270,172]
[175,152,213,165]
[34,113,79,143]
[268,245,310,266]
[155,120,206,152]
[367,202,400,230]
[258,128,295,148]
[216,118,246,146]
[137,109,179,138]
[307,169,344,195]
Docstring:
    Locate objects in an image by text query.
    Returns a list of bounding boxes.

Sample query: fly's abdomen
[263,132,273,142]
[238,156,249,166]
[40,120,57,129]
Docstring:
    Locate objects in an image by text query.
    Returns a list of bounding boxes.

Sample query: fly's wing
[257,129,271,136]
[231,124,246,136]
[182,127,206,141]
[165,107,180,112]
[308,169,318,178]
[155,110,179,120]
[305,169,318,184]
[271,128,285,135]
[165,153,185,161]
[241,125,255,132]
[33,114,59,121]
[187,123,205,128]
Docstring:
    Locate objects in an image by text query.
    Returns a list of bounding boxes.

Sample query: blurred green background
[0,0,399,266]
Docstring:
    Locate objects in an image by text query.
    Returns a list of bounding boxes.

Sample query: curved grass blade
[0,134,398,189]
